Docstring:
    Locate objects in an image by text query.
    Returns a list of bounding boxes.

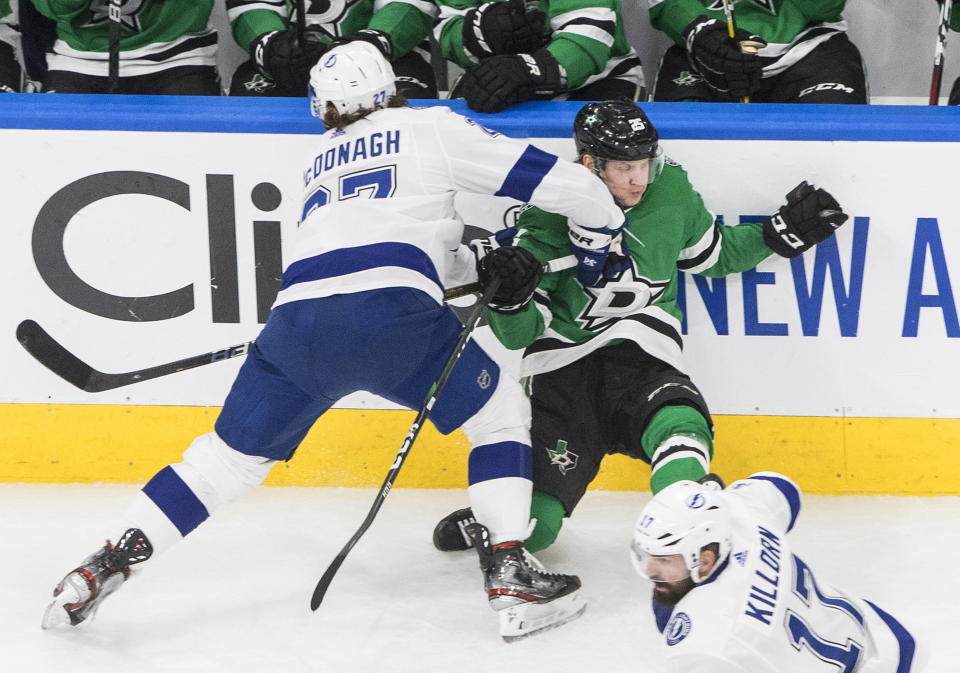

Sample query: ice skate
[41,528,153,629]
[432,507,476,551]
[466,522,585,642]
[698,473,725,490]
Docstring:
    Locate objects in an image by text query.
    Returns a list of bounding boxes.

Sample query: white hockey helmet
[631,480,732,585]
[308,41,397,119]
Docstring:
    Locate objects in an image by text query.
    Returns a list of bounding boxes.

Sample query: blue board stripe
[494,144,559,201]
[142,465,210,537]
[280,241,442,292]
[748,474,801,531]
[468,441,532,484]
[866,600,917,673]
[3,96,960,141]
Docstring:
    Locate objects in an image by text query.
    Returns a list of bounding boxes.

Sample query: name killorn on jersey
[303,130,402,185]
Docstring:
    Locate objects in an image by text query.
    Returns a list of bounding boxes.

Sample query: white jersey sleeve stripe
[493,144,559,202]
[280,241,442,293]
[746,473,801,531]
[865,600,918,673]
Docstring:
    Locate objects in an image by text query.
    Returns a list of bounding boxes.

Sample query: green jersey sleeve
[544,0,623,89]
[434,0,480,69]
[486,209,570,350]
[648,0,846,46]
[367,0,438,58]
[226,0,288,52]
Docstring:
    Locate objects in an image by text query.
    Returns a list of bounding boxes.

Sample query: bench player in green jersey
[433,99,849,555]
[435,0,644,112]
[649,0,867,103]
[227,0,438,98]
[32,0,221,94]
[0,0,20,92]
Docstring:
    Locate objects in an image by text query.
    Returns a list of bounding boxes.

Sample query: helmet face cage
[574,100,664,185]
[631,481,731,585]
[308,41,397,120]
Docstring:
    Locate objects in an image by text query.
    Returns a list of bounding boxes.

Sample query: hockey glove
[601,234,632,282]
[462,0,547,60]
[329,29,394,60]
[568,222,622,287]
[763,181,848,258]
[682,16,766,100]
[478,246,543,314]
[253,28,328,92]
[458,49,562,113]
[468,226,518,263]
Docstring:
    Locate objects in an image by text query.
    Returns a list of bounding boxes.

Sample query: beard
[652,577,696,607]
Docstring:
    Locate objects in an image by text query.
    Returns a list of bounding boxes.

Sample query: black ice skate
[698,473,725,491]
[41,528,153,629]
[432,507,476,551]
[466,522,585,642]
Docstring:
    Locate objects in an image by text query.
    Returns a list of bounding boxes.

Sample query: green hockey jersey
[32,0,216,75]
[489,160,774,376]
[435,0,641,91]
[226,0,437,60]
[649,0,848,77]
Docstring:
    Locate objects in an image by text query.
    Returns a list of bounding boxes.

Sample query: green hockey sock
[525,490,566,553]
[641,404,714,494]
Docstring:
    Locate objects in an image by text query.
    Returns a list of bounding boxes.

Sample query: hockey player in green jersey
[434,99,848,554]
[227,0,438,98]
[0,0,21,92]
[649,0,867,103]
[31,0,221,94]
[436,0,644,112]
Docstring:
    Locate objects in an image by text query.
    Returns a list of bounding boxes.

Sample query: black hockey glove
[253,28,328,92]
[458,49,562,113]
[468,226,518,263]
[763,181,849,258]
[328,29,394,60]
[478,246,543,314]
[462,0,547,60]
[682,16,766,100]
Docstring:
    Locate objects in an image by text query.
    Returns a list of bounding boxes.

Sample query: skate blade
[498,590,586,643]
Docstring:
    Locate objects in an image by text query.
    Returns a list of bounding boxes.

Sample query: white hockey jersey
[653,473,918,673]
[274,105,624,309]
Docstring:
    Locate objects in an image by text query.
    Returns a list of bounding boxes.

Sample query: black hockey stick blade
[16,319,251,393]
[17,319,97,391]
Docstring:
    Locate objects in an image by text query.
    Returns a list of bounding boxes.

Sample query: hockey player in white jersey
[42,41,627,641]
[631,474,919,672]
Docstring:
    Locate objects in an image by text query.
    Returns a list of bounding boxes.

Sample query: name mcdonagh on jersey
[303,131,402,186]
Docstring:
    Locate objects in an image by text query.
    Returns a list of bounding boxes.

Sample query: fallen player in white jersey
[41,41,628,642]
[631,473,921,672]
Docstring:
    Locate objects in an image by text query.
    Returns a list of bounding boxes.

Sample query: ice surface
[4,485,955,672]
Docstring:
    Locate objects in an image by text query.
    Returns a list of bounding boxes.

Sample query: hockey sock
[468,441,533,543]
[525,490,566,553]
[123,432,275,556]
[641,404,713,494]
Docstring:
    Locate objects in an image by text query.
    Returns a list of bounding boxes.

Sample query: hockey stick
[720,0,762,104]
[310,277,501,611]
[107,0,122,93]
[295,0,306,48]
[931,0,953,105]
[15,256,577,393]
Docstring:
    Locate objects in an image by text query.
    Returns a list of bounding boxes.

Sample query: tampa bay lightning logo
[686,493,706,509]
[576,264,668,331]
[84,0,147,32]
[706,0,775,13]
[324,54,337,67]
[665,612,692,646]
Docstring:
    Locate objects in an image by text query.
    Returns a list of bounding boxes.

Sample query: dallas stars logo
[84,0,147,32]
[705,0,776,13]
[576,263,668,331]
[673,70,703,87]
[547,440,579,475]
